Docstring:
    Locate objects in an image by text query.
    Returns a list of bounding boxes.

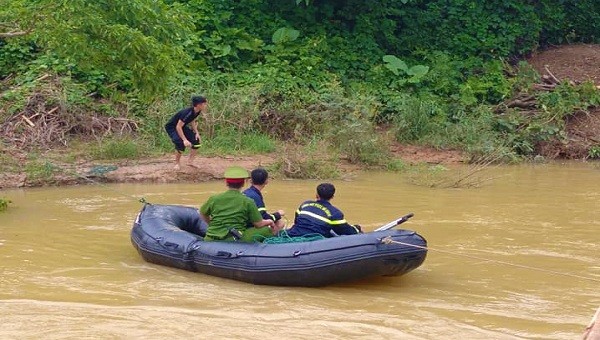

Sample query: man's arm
[200,212,211,224]
[245,189,277,221]
[191,120,201,144]
[248,200,276,229]
[330,210,359,235]
[175,119,191,147]
[253,219,275,228]
[200,200,211,224]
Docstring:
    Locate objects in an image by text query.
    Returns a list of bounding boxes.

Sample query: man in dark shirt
[243,168,286,231]
[287,183,360,238]
[165,96,207,170]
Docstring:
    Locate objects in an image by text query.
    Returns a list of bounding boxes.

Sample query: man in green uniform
[200,166,279,242]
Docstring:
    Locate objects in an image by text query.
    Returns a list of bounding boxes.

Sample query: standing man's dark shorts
[166,126,200,152]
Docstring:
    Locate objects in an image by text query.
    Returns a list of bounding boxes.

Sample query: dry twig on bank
[0,75,138,151]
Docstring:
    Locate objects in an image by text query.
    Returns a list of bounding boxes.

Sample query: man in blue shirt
[287,183,360,238]
[243,168,285,232]
[165,96,207,170]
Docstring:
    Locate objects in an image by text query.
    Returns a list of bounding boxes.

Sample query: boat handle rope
[380,236,600,283]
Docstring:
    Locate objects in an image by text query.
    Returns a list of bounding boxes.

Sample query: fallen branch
[36,73,50,82]
[0,30,30,38]
[544,65,561,84]
[533,83,557,91]
[506,96,537,109]
[22,115,35,127]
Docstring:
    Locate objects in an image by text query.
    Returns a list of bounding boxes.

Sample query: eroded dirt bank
[0,146,468,189]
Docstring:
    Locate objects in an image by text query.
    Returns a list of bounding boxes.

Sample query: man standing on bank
[165,96,208,170]
[243,168,286,231]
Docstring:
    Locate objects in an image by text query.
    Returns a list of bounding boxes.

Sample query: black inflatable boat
[130,204,427,287]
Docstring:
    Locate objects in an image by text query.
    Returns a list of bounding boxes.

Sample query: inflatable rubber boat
[130,204,427,287]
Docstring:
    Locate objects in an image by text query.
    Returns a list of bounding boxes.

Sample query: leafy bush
[588,145,600,159]
[537,0,600,44]
[0,39,38,78]
[396,1,542,57]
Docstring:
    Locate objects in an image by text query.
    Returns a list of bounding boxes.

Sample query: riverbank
[0,143,468,189]
[2,44,599,190]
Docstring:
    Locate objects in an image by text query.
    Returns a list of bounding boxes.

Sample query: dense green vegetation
[1,0,599,175]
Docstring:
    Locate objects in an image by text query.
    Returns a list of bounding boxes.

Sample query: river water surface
[0,162,598,339]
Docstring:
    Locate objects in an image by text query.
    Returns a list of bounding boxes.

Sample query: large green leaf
[382,55,408,76]
[272,27,300,44]
[407,65,429,77]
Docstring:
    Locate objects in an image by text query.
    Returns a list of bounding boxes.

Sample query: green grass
[24,159,59,182]
[201,131,277,156]
[385,159,408,172]
[0,152,19,172]
[89,138,150,160]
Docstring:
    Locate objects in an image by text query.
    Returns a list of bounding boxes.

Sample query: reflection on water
[0,162,599,339]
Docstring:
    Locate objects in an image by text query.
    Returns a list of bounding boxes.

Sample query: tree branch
[0,30,30,38]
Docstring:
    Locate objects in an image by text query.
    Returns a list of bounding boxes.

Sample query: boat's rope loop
[380,236,600,283]
[258,230,325,244]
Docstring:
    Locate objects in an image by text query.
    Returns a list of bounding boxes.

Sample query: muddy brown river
[1,162,598,339]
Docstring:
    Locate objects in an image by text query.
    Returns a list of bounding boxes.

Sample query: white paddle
[374,213,414,232]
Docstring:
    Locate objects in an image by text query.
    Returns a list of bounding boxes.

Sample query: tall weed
[89,138,149,160]
[329,119,390,166]
[201,128,276,156]
[270,143,339,179]
[391,95,445,142]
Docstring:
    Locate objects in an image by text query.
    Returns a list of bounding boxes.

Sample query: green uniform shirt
[200,189,263,240]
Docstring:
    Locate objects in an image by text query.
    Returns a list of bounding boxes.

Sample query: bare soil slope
[527,44,600,84]
[527,44,600,159]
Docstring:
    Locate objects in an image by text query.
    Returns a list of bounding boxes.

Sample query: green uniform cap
[224,166,249,179]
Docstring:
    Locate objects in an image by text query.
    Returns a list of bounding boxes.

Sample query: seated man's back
[287,183,359,238]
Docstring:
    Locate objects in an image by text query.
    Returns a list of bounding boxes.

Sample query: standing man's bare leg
[188,148,198,168]
[174,151,182,170]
